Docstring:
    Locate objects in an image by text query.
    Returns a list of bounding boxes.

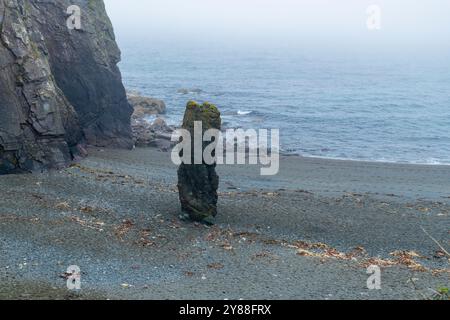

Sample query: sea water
[118,41,450,165]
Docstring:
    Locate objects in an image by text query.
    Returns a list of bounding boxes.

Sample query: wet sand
[0,147,449,300]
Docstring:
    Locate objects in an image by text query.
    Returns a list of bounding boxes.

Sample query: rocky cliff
[0,0,132,174]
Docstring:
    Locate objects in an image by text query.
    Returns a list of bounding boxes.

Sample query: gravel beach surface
[0,147,449,300]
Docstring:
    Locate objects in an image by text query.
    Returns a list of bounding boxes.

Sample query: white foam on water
[237,110,253,116]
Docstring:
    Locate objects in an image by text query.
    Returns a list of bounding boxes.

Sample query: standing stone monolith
[177,101,222,223]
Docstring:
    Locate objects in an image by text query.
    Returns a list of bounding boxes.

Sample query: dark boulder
[177,101,222,222]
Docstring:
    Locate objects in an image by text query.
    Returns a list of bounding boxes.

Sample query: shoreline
[283,153,450,167]
[136,115,450,168]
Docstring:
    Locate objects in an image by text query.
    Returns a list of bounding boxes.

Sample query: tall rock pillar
[177,101,222,223]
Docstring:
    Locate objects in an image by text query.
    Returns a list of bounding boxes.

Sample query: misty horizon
[104,0,450,54]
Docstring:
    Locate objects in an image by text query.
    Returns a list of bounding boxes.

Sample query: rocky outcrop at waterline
[128,92,174,150]
[0,0,132,174]
[177,101,222,222]
[127,91,167,118]
[132,117,174,151]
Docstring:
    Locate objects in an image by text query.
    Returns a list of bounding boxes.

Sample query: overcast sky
[104,0,450,51]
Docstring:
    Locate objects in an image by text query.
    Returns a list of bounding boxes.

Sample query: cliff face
[0,0,132,174]
[31,0,133,148]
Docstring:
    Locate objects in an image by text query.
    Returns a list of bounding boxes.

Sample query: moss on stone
[182,101,221,132]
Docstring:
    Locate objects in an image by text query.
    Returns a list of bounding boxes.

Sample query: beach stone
[177,101,222,222]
